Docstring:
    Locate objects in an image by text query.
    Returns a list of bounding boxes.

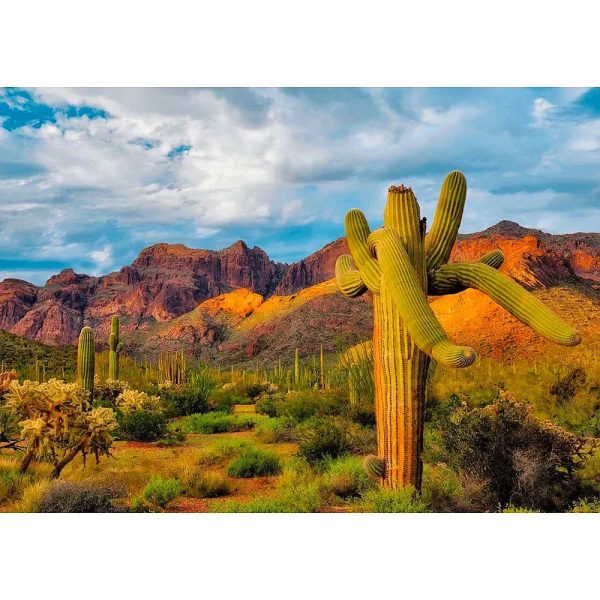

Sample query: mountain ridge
[0,221,598,347]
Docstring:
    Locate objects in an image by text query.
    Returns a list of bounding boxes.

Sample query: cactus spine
[77,326,95,396]
[108,315,123,380]
[336,171,581,490]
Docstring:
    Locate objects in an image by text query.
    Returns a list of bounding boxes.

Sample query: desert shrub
[362,486,429,513]
[255,416,295,443]
[421,464,494,513]
[115,388,161,413]
[501,506,541,513]
[227,446,283,478]
[570,498,600,513]
[295,416,353,464]
[196,440,252,467]
[140,476,183,508]
[550,367,586,404]
[216,480,321,513]
[181,411,260,434]
[277,389,346,423]
[0,468,25,504]
[4,379,117,477]
[12,480,51,512]
[118,410,167,442]
[321,456,375,499]
[157,424,187,447]
[93,379,129,407]
[442,392,596,511]
[181,469,233,498]
[161,388,208,417]
[39,481,124,513]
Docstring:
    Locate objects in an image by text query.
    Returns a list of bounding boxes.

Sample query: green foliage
[295,416,353,464]
[255,416,295,443]
[570,498,600,513]
[39,481,124,512]
[140,476,183,508]
[226,446,283,478]
[181,469,233,498]
[0,329,76,381]
[118,410,167,442]
[180,411,261,434]
[93,379,129,407]
[362,486,430,513]
[321,456,375,499]
[442,392,595,511]
[0,468,25,504]
[550,367,587,404]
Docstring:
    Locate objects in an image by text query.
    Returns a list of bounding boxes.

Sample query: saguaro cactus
[336,171,581,490]
[108,315,123,380]
[77,326,95,396]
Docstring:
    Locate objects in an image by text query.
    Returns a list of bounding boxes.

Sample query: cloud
[0,87,599,285]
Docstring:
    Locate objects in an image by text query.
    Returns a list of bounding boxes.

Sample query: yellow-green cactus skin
[336,171,581,490]
[108,315,123,380]
[77,326,95,396]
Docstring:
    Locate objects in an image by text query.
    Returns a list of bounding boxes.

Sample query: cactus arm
[480,249,504,269]
[430,261,581,346]
[344,209,381,294]
[425,171,467,271]
[369,227,476,368]
[335,254,368,298]
[116,342,123,354]
[428,249,505,295]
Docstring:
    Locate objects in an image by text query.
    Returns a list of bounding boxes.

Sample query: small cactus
[108,315,123,380]
[77,327,95,396]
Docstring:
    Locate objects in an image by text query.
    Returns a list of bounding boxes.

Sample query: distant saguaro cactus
[108,315,123,380]
[77,326,95,396]
[335,171,581,490]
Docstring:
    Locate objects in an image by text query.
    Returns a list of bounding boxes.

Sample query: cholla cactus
[336,171,581,489]
[0,370,17,393]
[115,388,161,413]
[5,378,117,477]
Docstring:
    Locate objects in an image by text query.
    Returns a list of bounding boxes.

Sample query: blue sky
[0,87,599,285]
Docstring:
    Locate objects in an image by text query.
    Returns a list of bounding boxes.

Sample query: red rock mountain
[0,221,597,347]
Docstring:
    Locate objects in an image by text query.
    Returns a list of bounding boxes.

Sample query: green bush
[255,417,295,443]
[0,468,25,504]
[442,393,595,511]
[93,380,128,408]
[227,447,283,478]
[278,390,346,423]
[39,481,125,513]
[322,456,375,499]
[181,412,260,434]
[570,499,600,513]
[295,416,353,464]
[362,486,429,513]
[118,410,167,442]
[140,476,183,508]
[188,471,234,498]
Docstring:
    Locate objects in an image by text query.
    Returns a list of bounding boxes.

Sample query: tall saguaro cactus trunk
[108,315,122,381]
[336,172,581,490]
[77,326,95,396]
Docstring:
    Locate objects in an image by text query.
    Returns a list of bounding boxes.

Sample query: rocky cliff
[0,221,597,346]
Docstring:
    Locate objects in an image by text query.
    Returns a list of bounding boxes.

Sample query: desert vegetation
[0,171,598,513]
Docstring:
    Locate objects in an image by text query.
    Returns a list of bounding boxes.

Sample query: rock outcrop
[0,222,597,346]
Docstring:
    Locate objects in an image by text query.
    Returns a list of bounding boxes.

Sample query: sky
[0,87,599,285]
